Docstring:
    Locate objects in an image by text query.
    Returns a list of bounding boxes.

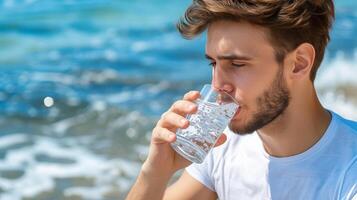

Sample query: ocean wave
[0,133,142,200]
[317,50,357,120]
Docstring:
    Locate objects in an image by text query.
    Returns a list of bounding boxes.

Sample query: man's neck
[257,89,332,158]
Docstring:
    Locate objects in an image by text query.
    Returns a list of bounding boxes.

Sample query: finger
[152,127,176,144]
[214,133,227,147]
[159,112,189,130]
[183,91,200,101]
[169,100,198,116]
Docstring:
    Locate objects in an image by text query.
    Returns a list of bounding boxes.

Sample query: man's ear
[290,43,315,79]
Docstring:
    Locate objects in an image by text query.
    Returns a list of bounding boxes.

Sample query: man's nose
[211,66,234,93]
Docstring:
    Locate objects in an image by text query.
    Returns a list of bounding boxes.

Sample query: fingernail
[181,119,187,125]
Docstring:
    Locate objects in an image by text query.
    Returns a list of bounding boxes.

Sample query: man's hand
[142,90,227,178]
[142,90,199,178]
[126,90,227,200]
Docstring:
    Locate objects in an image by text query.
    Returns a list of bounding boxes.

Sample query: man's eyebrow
[205,53,252,61]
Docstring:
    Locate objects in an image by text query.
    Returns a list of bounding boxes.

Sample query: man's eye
[209,62,216,67]
[232,63,245,68]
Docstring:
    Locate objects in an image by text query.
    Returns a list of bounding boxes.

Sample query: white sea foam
[30,72,76,85]
[0,134,29,149]
[64,186,112,199]
[320,91,357,120]
[316,50,357,87]
[131,41,151,53]
[50,115,83,135]
[0,133,141,200]
[317,51,357,120]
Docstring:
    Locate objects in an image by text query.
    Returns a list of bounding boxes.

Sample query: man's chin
[228,121,256,135]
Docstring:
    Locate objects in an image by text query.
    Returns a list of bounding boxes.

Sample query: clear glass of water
[170,84,239,163]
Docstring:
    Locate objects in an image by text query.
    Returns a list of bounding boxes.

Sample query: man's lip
[232,106,241,119]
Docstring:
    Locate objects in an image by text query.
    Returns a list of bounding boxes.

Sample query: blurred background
[0,0,356,199]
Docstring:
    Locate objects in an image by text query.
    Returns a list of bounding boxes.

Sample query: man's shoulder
[333,112,357,137]
[332,112,357,174]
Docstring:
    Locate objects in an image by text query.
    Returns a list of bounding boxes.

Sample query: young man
[126,0,357,199]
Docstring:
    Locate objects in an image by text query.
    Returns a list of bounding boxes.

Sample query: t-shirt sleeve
[337,156,357,200]
[185,153,215,192]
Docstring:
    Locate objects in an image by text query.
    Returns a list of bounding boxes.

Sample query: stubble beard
[229,67,291,135]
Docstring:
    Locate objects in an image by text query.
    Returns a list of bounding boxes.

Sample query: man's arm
[163,170,217,200]
[126,168,171,200]
[126,169,217,200]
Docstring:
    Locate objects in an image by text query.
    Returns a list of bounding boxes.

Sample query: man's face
[206,20,291,135]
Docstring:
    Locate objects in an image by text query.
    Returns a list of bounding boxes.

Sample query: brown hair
[177,0,335,81]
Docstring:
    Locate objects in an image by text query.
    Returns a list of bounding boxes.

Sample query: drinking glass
[171,84,239,163]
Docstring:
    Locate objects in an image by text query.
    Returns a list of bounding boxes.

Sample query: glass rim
[201,84,239,106]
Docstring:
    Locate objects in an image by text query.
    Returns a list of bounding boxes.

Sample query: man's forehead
[206,20,273,58]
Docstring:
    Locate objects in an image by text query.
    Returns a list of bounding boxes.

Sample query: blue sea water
[0,0,356,199]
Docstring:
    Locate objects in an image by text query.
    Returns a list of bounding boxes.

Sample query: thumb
[214,133,227,147]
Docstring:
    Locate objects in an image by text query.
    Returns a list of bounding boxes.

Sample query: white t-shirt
[186,111,357,200]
